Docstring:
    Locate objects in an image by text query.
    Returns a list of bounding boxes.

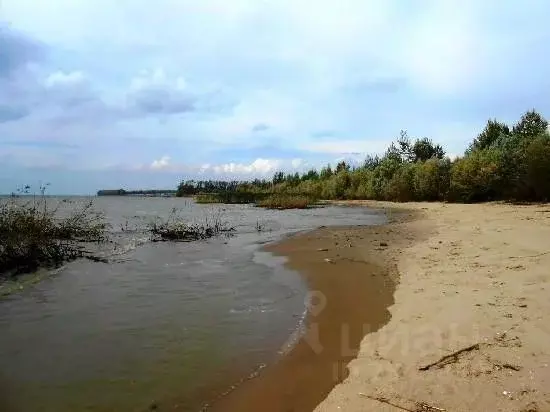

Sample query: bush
[413,158,451,201]
[449,148,503,202]
[525,134,550,200]
[256,194,315,209]
[0,194,107,278]
[149,208,234,241]
[384,163,416,202]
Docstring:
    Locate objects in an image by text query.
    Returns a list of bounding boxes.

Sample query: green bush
[449,148,503,202]
[413,158,451,201]
[384,163,416,202]
[526,134,550,200]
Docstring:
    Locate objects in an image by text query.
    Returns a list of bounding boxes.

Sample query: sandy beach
[315,201,550,412]
[208,201,550,412]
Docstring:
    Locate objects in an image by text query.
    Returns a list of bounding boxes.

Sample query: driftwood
[359,394,416,411]
[359,393,447,412]
[419,343,481,371]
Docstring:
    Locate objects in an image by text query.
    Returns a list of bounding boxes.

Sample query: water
[0,197,385,411]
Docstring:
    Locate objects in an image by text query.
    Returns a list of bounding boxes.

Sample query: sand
[315,201,550,412]
[207,220,399,411]
[208,201,550,412]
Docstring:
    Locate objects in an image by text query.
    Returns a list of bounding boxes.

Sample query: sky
[1,0,550,194]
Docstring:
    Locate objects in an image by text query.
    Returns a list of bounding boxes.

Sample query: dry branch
[419,343,481,371]
[358,393,416,411]
[358,393,447,412]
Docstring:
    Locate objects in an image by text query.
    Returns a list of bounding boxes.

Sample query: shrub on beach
[0,188,107,278]
[149,208,235,241]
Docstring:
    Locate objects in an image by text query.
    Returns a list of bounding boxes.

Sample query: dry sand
[316,201,550,412]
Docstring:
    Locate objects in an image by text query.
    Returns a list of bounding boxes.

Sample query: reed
[0,188,108,278]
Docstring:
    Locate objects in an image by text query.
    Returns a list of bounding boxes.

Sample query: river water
[0,197,385,411]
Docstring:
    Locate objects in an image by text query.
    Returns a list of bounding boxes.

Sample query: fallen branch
[509,250,550,259]
[358,394,447,412]
[419,343,481,371]
[493,362,522,372]
[358,394,415,411]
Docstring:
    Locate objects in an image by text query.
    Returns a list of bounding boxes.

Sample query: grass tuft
[149,208,235,241]
[0,188,108,279]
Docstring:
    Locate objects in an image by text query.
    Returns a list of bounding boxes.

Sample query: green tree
[272,171,285,185]
[512,109,548,138]
[526,134,550,200]
[412,138,445,162]
[449,148,503,202]
[335,161,350,173]
[413,158,451,200]
[469,119,510,152]
[320,164,333,180]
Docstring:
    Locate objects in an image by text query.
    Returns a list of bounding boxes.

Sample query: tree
[469,119,510,152]
[301,169,319,181]
[335,161,350,173]
[363,155,380,170]
[272,171,285,185]
[391,131,444,162]
[526,134,550,200]
[512,109,548,138]
[320,164,333,180]
[412,138,445,162]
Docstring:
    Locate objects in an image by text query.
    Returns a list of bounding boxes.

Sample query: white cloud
[300,139,390,156]
[150,155,171,170]
[291,158,303,168]
[129,69,186,92]
[44,71,86,88]
[210,158,280,175]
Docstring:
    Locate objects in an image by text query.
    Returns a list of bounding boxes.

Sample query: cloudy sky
[2,0,550,194]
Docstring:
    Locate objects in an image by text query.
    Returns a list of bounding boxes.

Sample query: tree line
[177,109,550,203]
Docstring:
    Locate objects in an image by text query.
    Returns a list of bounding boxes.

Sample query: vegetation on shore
[148,208,235,241]
[256,194,316,209]
[1,186,108,279]
[176,109,550,204]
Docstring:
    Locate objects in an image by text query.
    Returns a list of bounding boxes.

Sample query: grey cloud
[0,105,29,123]
[130,88,196,115]
[0,25,45,77]
[252,123,269,132]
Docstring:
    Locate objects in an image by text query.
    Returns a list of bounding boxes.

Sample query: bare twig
[358,393,415,411]
[358,394,447,412]
[508,250,550,259]
[419,343,481,371]
[416,401,447,411]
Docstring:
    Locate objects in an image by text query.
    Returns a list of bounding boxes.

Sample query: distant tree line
[175,109,550,203]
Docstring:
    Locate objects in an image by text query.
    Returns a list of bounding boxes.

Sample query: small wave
[229,306,275,314]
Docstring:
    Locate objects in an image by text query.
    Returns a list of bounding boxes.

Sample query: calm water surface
[0,197,385,411]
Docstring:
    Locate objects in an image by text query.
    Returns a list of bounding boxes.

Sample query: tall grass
[0,188,108,278]
[149,208,235,241]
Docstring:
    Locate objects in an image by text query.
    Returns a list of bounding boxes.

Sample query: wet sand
[207,208,422,412]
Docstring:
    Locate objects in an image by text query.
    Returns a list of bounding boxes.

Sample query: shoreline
[316,201,550,412]
[206,207,423,411]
